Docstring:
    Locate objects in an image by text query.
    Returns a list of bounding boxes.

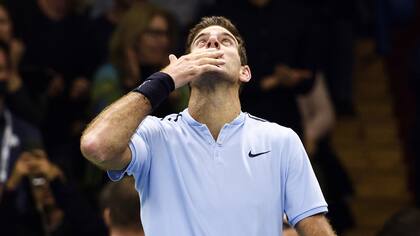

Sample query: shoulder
[133,113,185,143]
[245,113,301,150]
[160,113,184,122]
[245,113,293,137]
[139,113,184,130]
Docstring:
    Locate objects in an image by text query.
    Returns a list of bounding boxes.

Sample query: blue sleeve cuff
[107,166,128,181]
[289,206,328,227]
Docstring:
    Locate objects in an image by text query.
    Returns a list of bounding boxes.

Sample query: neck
[109,227,144,236]
[188,84,241,140]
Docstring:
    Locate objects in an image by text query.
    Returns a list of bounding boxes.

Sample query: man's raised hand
[161,49,225,89]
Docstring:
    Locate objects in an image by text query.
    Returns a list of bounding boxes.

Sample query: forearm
[296,214,336,236]
[81,92,151,170]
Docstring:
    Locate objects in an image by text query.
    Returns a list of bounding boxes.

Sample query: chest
[147,125,283,213]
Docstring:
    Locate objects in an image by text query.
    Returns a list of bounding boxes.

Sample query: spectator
[377,207,420,236]
[90,2,187,118]
[100,177,144,236]
[0,149,106,236]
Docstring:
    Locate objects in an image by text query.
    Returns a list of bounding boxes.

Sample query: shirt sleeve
[107,116,160,190]
[283,129,328,226]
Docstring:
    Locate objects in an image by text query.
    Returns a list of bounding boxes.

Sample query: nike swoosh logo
[248,150,271,158]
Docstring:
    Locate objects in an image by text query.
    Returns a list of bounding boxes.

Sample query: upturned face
[190,25,251,87]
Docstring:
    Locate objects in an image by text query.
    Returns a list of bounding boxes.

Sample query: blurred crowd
[0,0,418,235]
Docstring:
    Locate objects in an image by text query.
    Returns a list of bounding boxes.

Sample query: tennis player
[81,16,336,236]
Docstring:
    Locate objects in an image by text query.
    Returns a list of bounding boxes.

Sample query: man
[81,16,336,235]
[100,177,144,236]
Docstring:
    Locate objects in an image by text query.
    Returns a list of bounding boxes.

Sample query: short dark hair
[99,177,141,228]
[186,16,247,65]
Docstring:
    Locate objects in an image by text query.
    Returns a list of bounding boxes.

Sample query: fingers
[169,49,223,66]
[188,49,223,60]
[196,57,225,66]
[168,54,177,63]
[197,64,224,74]
[162,49,224,88]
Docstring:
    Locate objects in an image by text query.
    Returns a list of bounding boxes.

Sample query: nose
[206,35,220,49]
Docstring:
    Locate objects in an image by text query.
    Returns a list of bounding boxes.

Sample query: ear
[239,65,251,83]
[103,208,111,227]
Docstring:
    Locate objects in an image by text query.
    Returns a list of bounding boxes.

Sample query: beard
[190,69,234,92]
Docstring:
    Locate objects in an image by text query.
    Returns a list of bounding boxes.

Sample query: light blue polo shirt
[108,109,327,236]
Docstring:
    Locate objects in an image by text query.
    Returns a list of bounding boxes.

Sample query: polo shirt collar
[181,108,246,127]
